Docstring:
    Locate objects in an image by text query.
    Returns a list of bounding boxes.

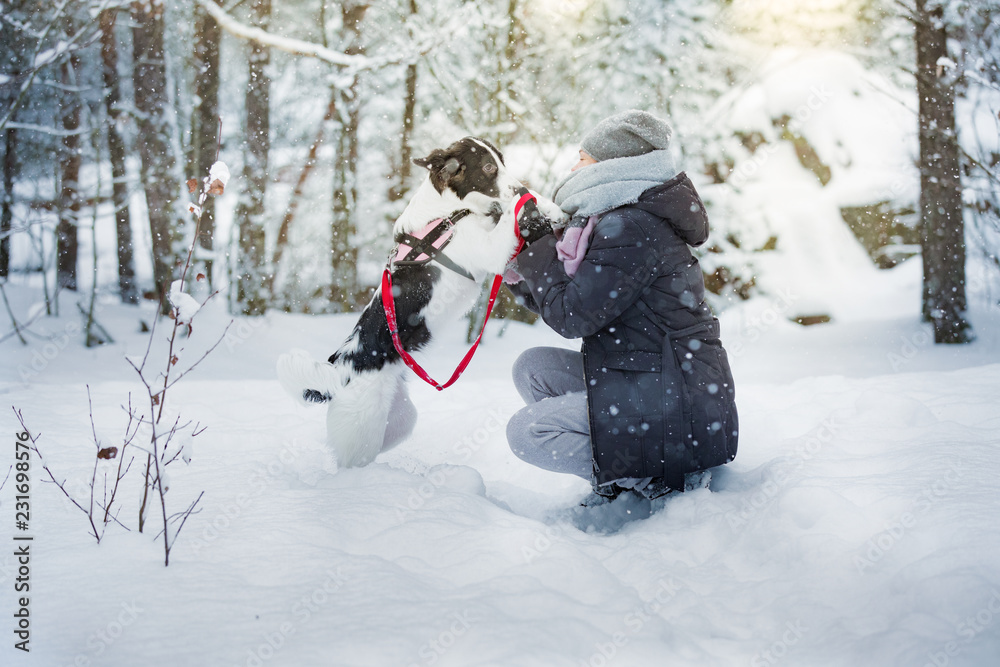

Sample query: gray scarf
[552,150,678,226]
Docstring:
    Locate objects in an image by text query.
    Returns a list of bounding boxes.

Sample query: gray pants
[506,347,594,479]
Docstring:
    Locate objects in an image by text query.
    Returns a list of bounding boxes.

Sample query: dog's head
[413,137,521,218]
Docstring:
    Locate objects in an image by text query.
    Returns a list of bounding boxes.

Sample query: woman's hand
[516,198,554,246]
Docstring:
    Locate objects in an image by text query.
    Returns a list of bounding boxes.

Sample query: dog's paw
[517,203,555,245]
[532,194,569,230]
[303,389,331,404]
[511,193,567,245]
[277,349,342,407]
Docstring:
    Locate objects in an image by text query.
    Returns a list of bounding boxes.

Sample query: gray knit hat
[580,109,673,161]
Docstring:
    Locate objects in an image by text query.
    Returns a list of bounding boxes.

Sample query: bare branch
[0,464,11,493]
[0,0,116,131]
[167,492,204,548]
[193,0,370,68]
[5,122,89,137]
[0,283,29,345]
[164,320,233,391]
[14,407,103,542]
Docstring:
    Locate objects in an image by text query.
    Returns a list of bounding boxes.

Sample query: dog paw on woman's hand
[516,200,555,246]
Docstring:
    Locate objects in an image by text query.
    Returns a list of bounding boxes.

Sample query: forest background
[1,0,998,345]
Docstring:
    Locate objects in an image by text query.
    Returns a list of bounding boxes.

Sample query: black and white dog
[277,137,564,468]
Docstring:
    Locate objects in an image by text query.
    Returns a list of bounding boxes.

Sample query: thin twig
[15,407,102,542]
[0,283,28,345]
[164,320,233,391]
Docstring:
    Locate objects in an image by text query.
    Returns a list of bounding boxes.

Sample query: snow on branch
[194,0,370,69]
[6,121,88,137]
[194,0,454,73]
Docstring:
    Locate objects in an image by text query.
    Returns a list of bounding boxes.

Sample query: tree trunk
[100,9,139,305]
[1,128,13,279]
[388,0,418,207]
[57,52,81,292]
[192,3,221,288]
[387,62,417,207]
[131,0,182,312]
[235,0,271,316]
[271,91,337,300]
[330,86,360,311]
[914,0,972,343]
[329,2,369,312]
[466,0,524,342]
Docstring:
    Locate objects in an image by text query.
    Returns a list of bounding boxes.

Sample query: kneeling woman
[505,109,738,502]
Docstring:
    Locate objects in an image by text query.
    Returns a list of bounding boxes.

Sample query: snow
[2,248,1000,665]
[722,48,920,209]
[168,280,201,324]
[209,161,231,190]
[3,35,1000,666]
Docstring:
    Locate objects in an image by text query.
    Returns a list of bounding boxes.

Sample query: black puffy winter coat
[513,172,738,489]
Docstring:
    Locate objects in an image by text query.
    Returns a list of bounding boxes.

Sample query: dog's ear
[414,150,463,193]
[412,153,437,170]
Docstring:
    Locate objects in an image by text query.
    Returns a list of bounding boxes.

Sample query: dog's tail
[276,349,344,407]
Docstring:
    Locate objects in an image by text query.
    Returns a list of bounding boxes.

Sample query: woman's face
[571,150,598,172]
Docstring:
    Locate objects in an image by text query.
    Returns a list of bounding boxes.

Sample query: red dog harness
[381,191,535,390]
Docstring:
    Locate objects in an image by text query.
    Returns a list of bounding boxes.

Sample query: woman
[505,109,738,503]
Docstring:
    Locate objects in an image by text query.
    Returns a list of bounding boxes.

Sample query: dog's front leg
[529,190,570,229]
[501,191,568,249]
[478,205,522,273]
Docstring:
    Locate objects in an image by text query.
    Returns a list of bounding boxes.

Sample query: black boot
[579,481,627,507]
[638,469,713,502]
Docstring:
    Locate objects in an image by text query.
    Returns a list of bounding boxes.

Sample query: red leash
[381,192,535,391]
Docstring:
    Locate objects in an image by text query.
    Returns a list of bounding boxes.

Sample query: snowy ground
[2,253,1000,667]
